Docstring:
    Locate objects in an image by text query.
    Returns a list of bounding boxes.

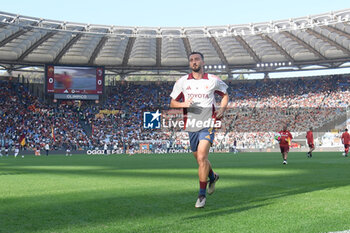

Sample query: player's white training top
[170,73,228,132]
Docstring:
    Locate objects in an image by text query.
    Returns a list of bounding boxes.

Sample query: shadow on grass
[183,203,269,220]
[1,152,350,232]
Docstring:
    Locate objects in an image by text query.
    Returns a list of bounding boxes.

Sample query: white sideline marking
[329,231,350,233]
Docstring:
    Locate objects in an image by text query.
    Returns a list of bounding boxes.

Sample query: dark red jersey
[341,132,350,145]
[306,130,314,144]
[278,130,293,146]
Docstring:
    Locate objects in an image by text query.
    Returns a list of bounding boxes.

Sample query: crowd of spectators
[0,74,349,153]
[221,75,350,149]
[0,81,90,151]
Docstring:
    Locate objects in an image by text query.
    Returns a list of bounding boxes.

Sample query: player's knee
[196,155,208,165]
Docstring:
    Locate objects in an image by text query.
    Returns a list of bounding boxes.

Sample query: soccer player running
[279,125,293,164]
[170,52,229,208]
[14,143,20,158]
[306,127,315,158]
[341,128,350,157]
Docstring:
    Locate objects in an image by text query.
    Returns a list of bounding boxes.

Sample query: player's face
[189,54,204,73]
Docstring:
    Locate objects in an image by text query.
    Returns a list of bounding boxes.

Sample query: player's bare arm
[170,96,194,108]
[215,93,229,119]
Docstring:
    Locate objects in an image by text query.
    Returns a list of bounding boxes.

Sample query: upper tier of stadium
[1,9,350,76]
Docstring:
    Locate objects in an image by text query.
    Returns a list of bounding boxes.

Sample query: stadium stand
[1,74,349,153]
[1,9,350,154]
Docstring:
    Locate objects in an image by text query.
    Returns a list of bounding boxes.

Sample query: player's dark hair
[189,51,204,60]
[346,128,348,131]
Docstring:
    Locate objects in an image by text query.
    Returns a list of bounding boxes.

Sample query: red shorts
[308,143,314,149]
[345,144,350,149]
[280,145,290,153]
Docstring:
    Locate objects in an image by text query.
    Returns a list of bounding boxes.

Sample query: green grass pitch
[1,152,350,233]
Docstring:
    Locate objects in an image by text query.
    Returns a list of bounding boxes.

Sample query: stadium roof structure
[1,9,350,77]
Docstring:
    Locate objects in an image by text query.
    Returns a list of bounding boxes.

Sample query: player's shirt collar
[187,73,209,80]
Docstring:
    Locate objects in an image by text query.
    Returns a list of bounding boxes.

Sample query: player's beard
[192,65,201,73]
